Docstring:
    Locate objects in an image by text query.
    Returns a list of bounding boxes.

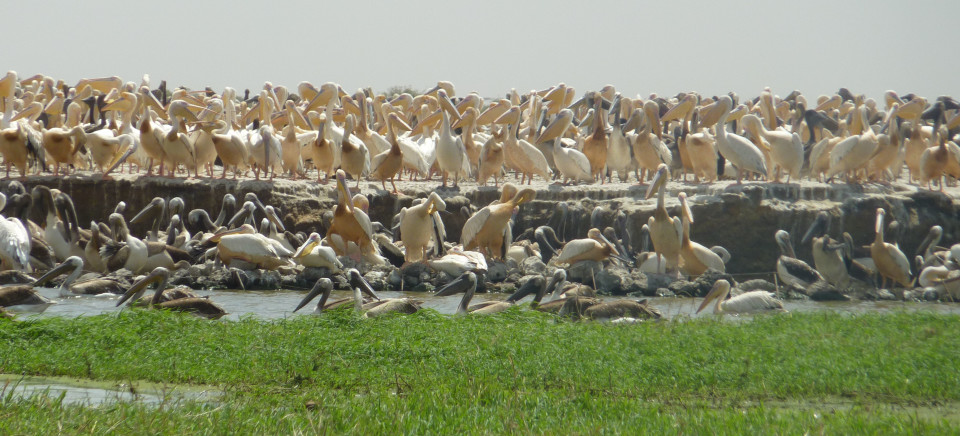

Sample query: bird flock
[1,71,959,321]
[0,72,958,191]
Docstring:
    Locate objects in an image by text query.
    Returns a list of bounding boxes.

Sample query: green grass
[0,309,958,434]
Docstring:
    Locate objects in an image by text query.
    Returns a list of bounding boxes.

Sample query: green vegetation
[0,310,957,434]
[384,85,423,98]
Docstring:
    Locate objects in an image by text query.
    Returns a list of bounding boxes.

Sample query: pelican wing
[555,238,601,264]
[352,208,376,245]
[724,290,784,313]
[885,243,912,276]
[691,242,726,272]
[397,136,429,175]
[461,206,492,247]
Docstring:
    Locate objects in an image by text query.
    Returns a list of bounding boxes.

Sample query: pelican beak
[209,225,250,243]
[437,92,461,123]
[265,207,286,233]
[645,169,664,200]
[131,198,165,225]
[337,172,353,213]
[493,109,517,125]
[116,270,165,307]
[696,282,723,314]
[681,196,693,223]
[102,97,130,112]
[294,238,319,259]
[801,216,826,246]
[434,273,473,297]
[32,259,75,287]
[875,209,884,234]
[293,279,329,312]
[598,232,620,256]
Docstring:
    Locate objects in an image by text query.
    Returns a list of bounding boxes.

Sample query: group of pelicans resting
[1,153,957,321]
[1,71,959,191]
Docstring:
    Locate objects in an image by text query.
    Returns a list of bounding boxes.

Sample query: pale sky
[8,1,958,102]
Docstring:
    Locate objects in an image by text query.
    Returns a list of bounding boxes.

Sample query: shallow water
[15,286,960,321]
[0,374,220,406]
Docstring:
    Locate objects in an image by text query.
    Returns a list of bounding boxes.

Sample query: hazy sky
[8,1,958,101]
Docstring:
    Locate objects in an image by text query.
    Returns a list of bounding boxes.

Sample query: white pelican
[161,101,199,177]
[630,102,673,182]
[715,95,767,183]
[293,233,342,270]
[677,192,725,277]
[370,113,411,193]
[696,279,785,315]
[554,228,620,265]
[210,224,293,270]
[870,208,911,288]
[137,87,167,176]
[644,165,682,273]
[552,137,592,184]
[398,192,446,263]
[494,107,551,184]
[801,212,851,288]
[249,125,282,181]
[581,94,609,182]
[435,90,467,188]
[741,114,803,183]
[0,193,30,272]
[826,106,878,183]
[326,170,378,259]
[426,248,487,277]
[462,188,536,259]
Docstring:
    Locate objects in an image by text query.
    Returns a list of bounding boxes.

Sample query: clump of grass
[0,310,957,433]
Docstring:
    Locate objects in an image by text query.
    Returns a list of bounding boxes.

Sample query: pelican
[741,114,803,183]
[0,281,51,312]
[552,136,592,184]
[101,213,176,273]
[0,193,30,272]
[462,188,536,259]
[436,271,532,315]
[696,279,784,315]
[477,130,505,186]
[801,212,851,288]
[369,113,411,193]
[645,165,682,273]
[826,106,878,183]
[292,232,342,270]
[715,95,767,183]
[870,208,911,288]
[40,123,85,176]
[33,256,124,296]
[426,248,487,277]
[326,170,378,259]
[435,90,467,188]
[581,94,609,182]
[249,125,282,180]
[161,100,199,177]
[677,192,725,277]
[342,269,420,318]
[631,102,674,182]
[137,87,167,176]
[117,267,226,319]
[553,228,620,265]
[210,224,293,270]
[306,115,336,183]
[775,230,824,290]
[919,123,949,191]
[494,107,551,184]
[398,192,446,262]
[338,115,368,187]
[583,298,661,322]
[294,278,349,313]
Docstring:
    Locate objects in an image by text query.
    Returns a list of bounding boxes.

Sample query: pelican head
[678,192,693,223]
[336,170,353,213]
[293,277,334,312]
[546,269,567,299]
[347,268,379,300]
[875,208,886,234]
[131,197,166,225]
[434,271,478,297]
[510,188,536,206]
[801,212,830,245]
[696,279,731,314]
[33,256,84,290]
[645,164,669,200]
[294,232,322,259]
[775,230,795,258]
[117,267,171,307]
[505,275,545,303]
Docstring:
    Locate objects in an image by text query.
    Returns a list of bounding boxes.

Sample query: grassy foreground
[0,309,958,434]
